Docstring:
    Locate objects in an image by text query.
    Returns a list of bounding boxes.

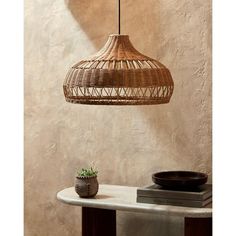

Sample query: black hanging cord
[118,0,121,34]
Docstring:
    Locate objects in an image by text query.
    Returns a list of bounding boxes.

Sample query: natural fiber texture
[63,34,174,105]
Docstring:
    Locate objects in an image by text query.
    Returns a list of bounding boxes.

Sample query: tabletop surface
[57,184,212,218]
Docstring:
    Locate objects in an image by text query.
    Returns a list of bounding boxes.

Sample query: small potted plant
[75,167,99,198]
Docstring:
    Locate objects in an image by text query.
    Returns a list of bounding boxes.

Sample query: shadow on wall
[66,0,116,49]
[65,0,161,57]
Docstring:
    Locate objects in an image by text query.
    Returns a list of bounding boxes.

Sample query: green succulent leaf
[77,167,98,177]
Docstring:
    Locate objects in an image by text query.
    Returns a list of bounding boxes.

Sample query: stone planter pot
[75,176,99,198]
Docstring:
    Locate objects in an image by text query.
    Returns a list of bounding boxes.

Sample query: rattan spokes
[63,34,174,105]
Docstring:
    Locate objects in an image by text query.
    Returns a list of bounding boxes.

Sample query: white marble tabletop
[57,184,212,218]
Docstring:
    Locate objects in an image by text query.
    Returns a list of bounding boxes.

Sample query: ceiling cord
[118,0,120,34]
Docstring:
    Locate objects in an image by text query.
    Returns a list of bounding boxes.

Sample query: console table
[57,184,212,236]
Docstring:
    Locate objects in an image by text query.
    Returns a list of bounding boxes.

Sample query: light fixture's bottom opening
[63,85,173,105]
[65,97,170,105]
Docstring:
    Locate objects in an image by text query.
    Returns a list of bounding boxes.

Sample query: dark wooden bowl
[152,171,208,190]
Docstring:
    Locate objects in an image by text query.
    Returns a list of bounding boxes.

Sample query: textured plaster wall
[24,0,212,235]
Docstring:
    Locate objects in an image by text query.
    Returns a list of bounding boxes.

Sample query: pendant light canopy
[63,2,174,105]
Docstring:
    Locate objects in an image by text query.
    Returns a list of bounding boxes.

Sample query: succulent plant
[77,167,98,177]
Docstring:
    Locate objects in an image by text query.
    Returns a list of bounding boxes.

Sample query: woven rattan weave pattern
[63,34,174,105]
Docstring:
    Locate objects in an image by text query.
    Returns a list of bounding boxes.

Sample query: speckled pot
[75,176,99,198]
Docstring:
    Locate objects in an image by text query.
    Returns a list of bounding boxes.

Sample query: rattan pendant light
[63,0,174,105]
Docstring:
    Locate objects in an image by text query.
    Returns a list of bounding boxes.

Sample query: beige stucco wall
[24,0,212,235]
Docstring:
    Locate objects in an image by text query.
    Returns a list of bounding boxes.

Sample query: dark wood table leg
[82,207,116,236]
[184,217,212,236]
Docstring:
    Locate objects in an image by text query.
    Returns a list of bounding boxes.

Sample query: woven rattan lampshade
[63,34,174,105]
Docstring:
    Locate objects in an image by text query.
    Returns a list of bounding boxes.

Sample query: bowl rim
[152,171,208,181]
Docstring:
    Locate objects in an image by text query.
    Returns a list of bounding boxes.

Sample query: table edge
[57,185,212,218]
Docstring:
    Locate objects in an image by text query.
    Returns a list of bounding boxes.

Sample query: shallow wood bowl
[152,171,208,190]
